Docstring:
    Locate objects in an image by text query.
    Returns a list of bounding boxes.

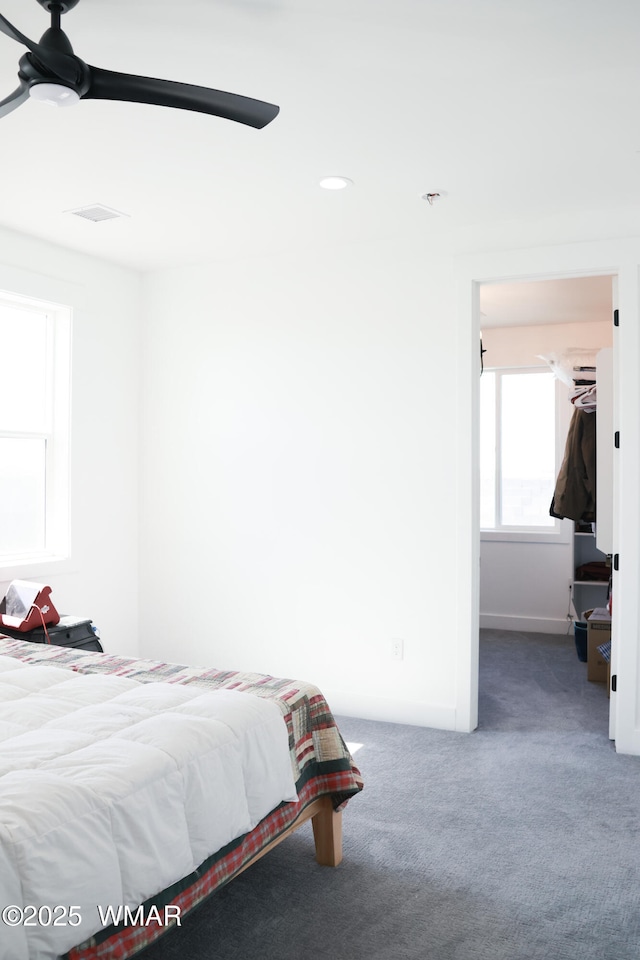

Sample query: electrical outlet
[391,638,404,660]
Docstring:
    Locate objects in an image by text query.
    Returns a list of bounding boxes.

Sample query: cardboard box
[586,608,611,683]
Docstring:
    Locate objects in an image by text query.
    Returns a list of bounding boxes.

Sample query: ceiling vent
[66,203,129,223]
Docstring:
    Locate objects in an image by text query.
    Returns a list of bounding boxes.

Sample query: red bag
[0,580,60,632]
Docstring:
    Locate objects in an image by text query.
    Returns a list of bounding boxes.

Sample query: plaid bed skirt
[0,637,363,959]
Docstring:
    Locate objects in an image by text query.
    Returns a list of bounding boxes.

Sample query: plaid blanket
[0,637,363,959]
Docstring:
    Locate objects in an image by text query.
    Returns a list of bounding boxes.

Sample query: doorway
[478,275,613,634]
[476,275,614,730]
[454,238,640,754]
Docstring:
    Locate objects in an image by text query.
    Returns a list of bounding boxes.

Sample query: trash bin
[574,621,588,662]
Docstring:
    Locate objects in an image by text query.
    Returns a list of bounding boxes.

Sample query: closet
[478,277,613,637]
[547,346,613,623]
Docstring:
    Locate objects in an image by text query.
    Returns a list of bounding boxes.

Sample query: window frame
[0,290,72,574]
[480,364,571,544]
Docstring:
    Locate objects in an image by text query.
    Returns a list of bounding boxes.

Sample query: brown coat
[550,408,596,523]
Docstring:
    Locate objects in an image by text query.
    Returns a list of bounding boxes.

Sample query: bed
[0,637,363,960]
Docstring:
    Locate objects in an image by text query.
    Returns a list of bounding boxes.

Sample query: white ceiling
[480,275,613,327]
[0,0,639,272]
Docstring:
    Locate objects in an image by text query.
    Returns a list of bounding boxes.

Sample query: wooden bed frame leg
[311,796,343,866]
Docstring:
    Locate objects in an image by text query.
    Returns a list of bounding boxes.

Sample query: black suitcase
[0,615,103,652]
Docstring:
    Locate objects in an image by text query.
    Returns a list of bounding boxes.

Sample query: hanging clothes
[549,407,596,523]
[570,382,597,411]
[569,365,597,412]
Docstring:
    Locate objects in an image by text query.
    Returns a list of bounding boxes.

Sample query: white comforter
[0,655,298,960]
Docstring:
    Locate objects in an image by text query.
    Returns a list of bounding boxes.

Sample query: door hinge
[613,553,619,571]
[614,431,620,448]
[611,674,617,693]
[614,308,619,326]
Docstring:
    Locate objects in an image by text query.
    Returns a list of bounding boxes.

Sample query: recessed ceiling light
[319,176,353,190]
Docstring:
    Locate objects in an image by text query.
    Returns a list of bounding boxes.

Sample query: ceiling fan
[0,0,279,128]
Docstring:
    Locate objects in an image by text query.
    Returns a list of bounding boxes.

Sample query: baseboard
[322,688,458,731]
[479,613,573,635]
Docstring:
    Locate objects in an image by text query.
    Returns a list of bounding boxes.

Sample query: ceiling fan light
[29,82,80,107]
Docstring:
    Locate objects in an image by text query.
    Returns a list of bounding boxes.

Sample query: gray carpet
[140,630,640,959]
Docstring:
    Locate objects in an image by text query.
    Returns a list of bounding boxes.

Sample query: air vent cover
[67,203,129,223]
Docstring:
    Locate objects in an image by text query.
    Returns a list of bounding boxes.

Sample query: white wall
[139,245,462,729]
[480,318,613,633]
[0,225,142,656]
[139,226,640,752]
[480,540,573,633]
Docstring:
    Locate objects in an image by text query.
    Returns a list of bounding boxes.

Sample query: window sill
[481,529,570,544]
[0,554,76,582]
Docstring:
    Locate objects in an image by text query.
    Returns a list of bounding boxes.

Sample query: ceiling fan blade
[0,82,29,119]
[0,12,36,50]
[83,66,279,129]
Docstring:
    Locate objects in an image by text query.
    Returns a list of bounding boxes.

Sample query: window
[0,291,71,568]
[480,366,565,540]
